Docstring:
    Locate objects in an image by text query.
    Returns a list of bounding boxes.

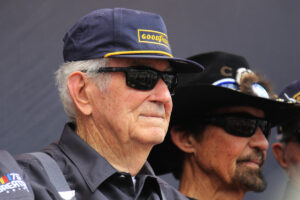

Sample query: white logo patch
[0,173,29,194]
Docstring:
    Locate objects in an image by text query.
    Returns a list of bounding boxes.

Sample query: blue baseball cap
[277,79,300,141]
[278,79,300,103]
[63,8,204,72]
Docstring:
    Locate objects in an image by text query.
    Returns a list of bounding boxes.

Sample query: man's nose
[151,78,172,104]
[249,128,269,151]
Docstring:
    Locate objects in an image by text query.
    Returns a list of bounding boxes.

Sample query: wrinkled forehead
[210,106,265,118]
[107,58,171,71]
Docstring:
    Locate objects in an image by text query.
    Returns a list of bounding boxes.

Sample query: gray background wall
[0,0,299,199]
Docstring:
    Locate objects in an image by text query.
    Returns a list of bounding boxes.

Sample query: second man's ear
[67,71,93,116]
[170,127,197,154]
[272,143,288,170]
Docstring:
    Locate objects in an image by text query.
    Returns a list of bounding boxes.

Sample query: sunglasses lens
[206,115,272,138]
[126,70,158,90]
[258,121,271,138]
[125,68,177,94]
[162,74,177,95]
[225,117,256,137]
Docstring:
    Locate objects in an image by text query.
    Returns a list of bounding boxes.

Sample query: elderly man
[148,51,300,200]
[0,8,203,200]
[272,79,300,200]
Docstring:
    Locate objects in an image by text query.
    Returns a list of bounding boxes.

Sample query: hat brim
[172,85,300,124]
[109,54,204,73]
[148,84,300,175]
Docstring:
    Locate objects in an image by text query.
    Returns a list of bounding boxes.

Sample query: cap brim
[109,54,204,73]
[148,84,300,175]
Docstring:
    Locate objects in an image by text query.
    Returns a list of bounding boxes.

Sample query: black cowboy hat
[148,51,300,175]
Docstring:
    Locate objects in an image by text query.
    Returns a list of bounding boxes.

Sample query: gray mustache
[237,150,264,166]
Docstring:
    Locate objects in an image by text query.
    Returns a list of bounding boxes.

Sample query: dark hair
[278,117,300,142]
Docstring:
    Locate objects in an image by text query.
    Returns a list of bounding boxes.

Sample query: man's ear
[170,127,196,154]
[272,142,288,170]
[67,72,92,116]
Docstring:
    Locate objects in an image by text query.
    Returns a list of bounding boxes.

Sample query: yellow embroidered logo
[138,29,170,49]
[293,91,300,101]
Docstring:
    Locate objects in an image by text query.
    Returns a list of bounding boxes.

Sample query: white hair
[55,58,111,122]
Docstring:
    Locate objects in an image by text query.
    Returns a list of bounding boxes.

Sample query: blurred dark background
[1,1,299,199]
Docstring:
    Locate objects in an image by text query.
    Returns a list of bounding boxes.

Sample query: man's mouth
[237,151,265,168]
[237,159,263,168]
[140,113,164,119]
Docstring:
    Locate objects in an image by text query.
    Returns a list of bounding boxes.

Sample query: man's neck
[179,157,245,200]
[76,118,152,176]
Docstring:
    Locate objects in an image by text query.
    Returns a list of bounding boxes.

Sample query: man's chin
[149,129,167,144]
[136,127,167,145]
[233,164,267,192]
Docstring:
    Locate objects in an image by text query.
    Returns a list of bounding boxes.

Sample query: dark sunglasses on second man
[95,66,177,95]
[204,113,272,139]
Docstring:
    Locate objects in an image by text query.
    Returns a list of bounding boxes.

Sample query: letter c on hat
[220,66,233,77]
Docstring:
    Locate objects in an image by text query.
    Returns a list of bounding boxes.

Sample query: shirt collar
[138,161,156,176]
[58,123,117,192]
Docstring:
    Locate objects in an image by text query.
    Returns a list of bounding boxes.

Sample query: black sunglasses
[95,66,177,95]
[204,113,272,139]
